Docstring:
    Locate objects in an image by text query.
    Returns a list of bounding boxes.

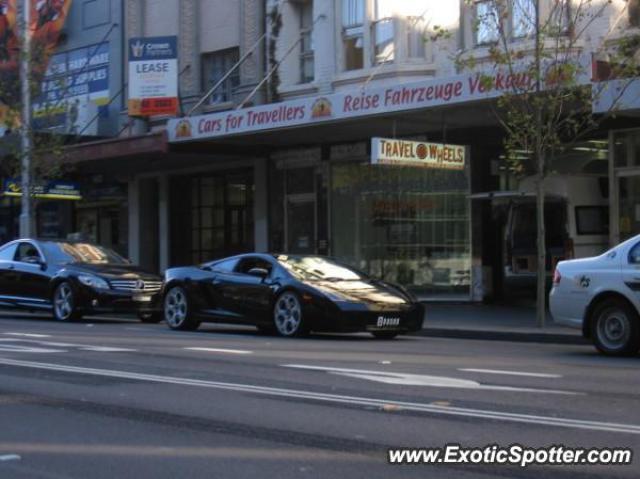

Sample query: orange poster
[0,0,72,110]
[30,0,72,77]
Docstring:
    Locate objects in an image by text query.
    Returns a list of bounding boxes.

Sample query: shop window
[201,48,240,105]
[372,0,394,65]
[189,171,254,264]
[300,0,314,83]
[575,206,609,236]
[331,163,471,299]
[512,0,536,38]
[342,0,364,70]
[475,0,500,45]
[631,0,640,27]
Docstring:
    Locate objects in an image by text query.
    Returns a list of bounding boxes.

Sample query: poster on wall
[128,36,178,117]
[33,42,109,134]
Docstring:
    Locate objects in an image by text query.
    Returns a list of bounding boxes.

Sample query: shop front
[167,71,509,300]
[267,138,472,301]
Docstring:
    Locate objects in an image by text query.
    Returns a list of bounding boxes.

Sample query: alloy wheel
[54,283,74,321]
[165,287,188,328]
[274,292,303,336]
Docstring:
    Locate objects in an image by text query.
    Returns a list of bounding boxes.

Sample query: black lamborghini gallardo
[162,254,424,338]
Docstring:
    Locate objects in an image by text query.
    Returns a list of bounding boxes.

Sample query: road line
[0,339,135,353]
[3,333,51,338]
[184,347,253,355]
[0,357,636,435]
[79,347,137,353]
[282,364,578,395]
[0,454,21,462]
[458,368,562,378]
[0,345,65,353]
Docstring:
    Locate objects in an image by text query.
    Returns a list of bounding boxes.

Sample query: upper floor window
[548,0,570,35]
[201,48,240,106]
[372,0,395,64]
[631,0,640,27]
[474,0,570,47]
[512,0,536,38]
[342,0,365,70]
[475,0,500,45]
[300,0,314,83]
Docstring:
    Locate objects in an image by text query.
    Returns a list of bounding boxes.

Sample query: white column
[158,175,170,272]
[254,159,269,252]
[128,177,141,264]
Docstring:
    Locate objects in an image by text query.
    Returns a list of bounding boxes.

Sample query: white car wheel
[591,299,640,356]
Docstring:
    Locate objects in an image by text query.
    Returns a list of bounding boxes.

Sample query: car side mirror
[247,267,269,279]
[24,256,46,270]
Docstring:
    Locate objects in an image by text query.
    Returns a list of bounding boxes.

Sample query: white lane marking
[282,365,580,396]
[0,339,135,353]
[184,347,253,355]
[0,345,65,353]
[0,454,21,462]
[3,333,51,338]
[79,347,137,353]
[459,368,562,379]
[0,357,635,435]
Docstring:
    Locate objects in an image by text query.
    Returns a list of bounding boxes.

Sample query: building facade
[47,1,640,301]
[0,0,125,249]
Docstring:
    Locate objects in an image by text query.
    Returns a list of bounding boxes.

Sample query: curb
[413,328,588,345]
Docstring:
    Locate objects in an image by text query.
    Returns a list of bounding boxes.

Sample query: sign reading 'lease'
[371,138,466,170]
[128,36,178,117]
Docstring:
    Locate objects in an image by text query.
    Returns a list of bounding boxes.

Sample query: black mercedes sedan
[0,239,163,322]
[162,253,424,338]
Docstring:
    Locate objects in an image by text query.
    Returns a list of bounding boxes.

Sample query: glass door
[286,194,316,254]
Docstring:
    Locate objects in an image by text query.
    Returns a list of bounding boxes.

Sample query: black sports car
[162,253,424,338]
[0,239,163,322]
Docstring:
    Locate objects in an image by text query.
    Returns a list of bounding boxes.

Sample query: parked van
[474,174,609,291]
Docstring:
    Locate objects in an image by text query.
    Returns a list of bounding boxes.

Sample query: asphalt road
[0,313,638,479]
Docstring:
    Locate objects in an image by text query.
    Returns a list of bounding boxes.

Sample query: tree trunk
[536,160,546,328]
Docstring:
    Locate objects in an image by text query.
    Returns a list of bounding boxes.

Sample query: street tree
[447,0,639,326]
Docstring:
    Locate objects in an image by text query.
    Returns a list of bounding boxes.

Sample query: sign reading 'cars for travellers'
[128,36,178,117]
[371,138,466,170]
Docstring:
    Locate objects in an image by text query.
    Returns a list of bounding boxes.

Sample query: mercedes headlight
[78,274,110,290]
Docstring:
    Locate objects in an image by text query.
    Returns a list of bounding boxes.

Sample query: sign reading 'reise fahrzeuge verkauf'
[167,69,536,143]
[371,138,466,170]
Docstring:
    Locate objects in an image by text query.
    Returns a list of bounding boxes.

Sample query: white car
[550,235,640,356]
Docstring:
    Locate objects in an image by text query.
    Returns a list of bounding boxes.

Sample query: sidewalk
[417,303,587,345]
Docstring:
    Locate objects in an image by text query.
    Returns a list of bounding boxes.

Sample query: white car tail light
[552,268,561,285]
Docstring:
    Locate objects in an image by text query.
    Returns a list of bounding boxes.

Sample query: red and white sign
[168,70,533,143]
[128,36,178,117]
[371,138,465,170]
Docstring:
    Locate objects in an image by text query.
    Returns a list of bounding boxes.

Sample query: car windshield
[42,242,130,265]
[277,255,366,281]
